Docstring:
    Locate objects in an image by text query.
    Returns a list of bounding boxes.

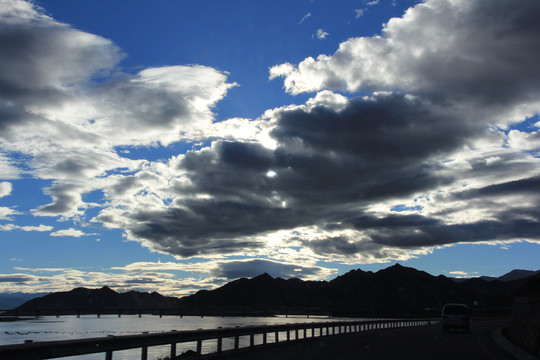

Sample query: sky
[1,0,540,297]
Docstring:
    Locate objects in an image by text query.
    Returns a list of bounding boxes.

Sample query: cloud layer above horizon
[1,0,540,293]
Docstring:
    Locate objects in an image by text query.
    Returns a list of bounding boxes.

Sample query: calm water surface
[0,314,355,359]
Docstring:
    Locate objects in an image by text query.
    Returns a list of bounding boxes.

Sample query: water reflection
[1,314,353,360]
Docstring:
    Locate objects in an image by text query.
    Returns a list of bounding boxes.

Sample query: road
[205,319,519,360]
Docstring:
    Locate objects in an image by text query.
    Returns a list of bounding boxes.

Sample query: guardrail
[0,318,440,360]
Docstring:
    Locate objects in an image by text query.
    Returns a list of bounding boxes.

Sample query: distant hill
[498,269,540,282]
[0,292,49,310]
[454,269,539,283]
[9,286,181,315]
[7,264,540,317]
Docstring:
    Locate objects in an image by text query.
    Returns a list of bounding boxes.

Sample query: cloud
[14,267,68,272]
[50,228,96,237]
[0,207,21,220]
[313,29,329,40]
[0,0,236,220]
[299,12,311,25]
[448,270,469,277]
[354,9,364,18]
[0,224,53,232]
[0,153,21,179]
[0,181,12,197]
[365,0,380,6]
[0,274,38,283]
[270,0,540,120]
[508,126,540,151]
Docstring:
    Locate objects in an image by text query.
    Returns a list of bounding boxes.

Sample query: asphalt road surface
[206,319,519,360]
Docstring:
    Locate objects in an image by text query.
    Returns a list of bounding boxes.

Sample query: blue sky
[1,0,540,296]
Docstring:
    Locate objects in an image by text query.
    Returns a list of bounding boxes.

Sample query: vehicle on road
[442,303,470,332]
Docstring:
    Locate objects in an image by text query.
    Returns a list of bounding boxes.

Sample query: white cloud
[366,0,380,6]
[299,12,311,24]
[0,207,21,220]
[0,0,236,221]
[449,270,468,276]
[0,181,12,197]
[50,228,96,237]
[354,9,364,18]
[270,0,540,127]
[0,224,53,232]
[0,153,21,180]
[507,129,540,151]
[14,267,69,272]
[313,28,329,40]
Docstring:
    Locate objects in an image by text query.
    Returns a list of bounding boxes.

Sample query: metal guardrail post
[196,339,202,355]
[234,335,239,350]
[250,333,254,347]
[141,346,147,360]
[217,337,222,353]
[170,342,176,359]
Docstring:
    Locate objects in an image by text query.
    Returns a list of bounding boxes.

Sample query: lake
[0,314,356,359]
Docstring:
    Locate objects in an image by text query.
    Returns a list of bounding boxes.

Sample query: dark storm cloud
[113,93,486,256]
[273,95,464,159]
[269,94,468,205]
[300,207,540,256]
[120,201,297,257]
[365,212,540,248]
[218,142,274,170]
[454,176,540,200]
[300,236,373,256]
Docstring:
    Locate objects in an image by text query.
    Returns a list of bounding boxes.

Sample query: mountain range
[4,265,540,317]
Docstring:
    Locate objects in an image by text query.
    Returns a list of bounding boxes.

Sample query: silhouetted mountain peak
[499,269,540,282]
[253,273,274,281]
